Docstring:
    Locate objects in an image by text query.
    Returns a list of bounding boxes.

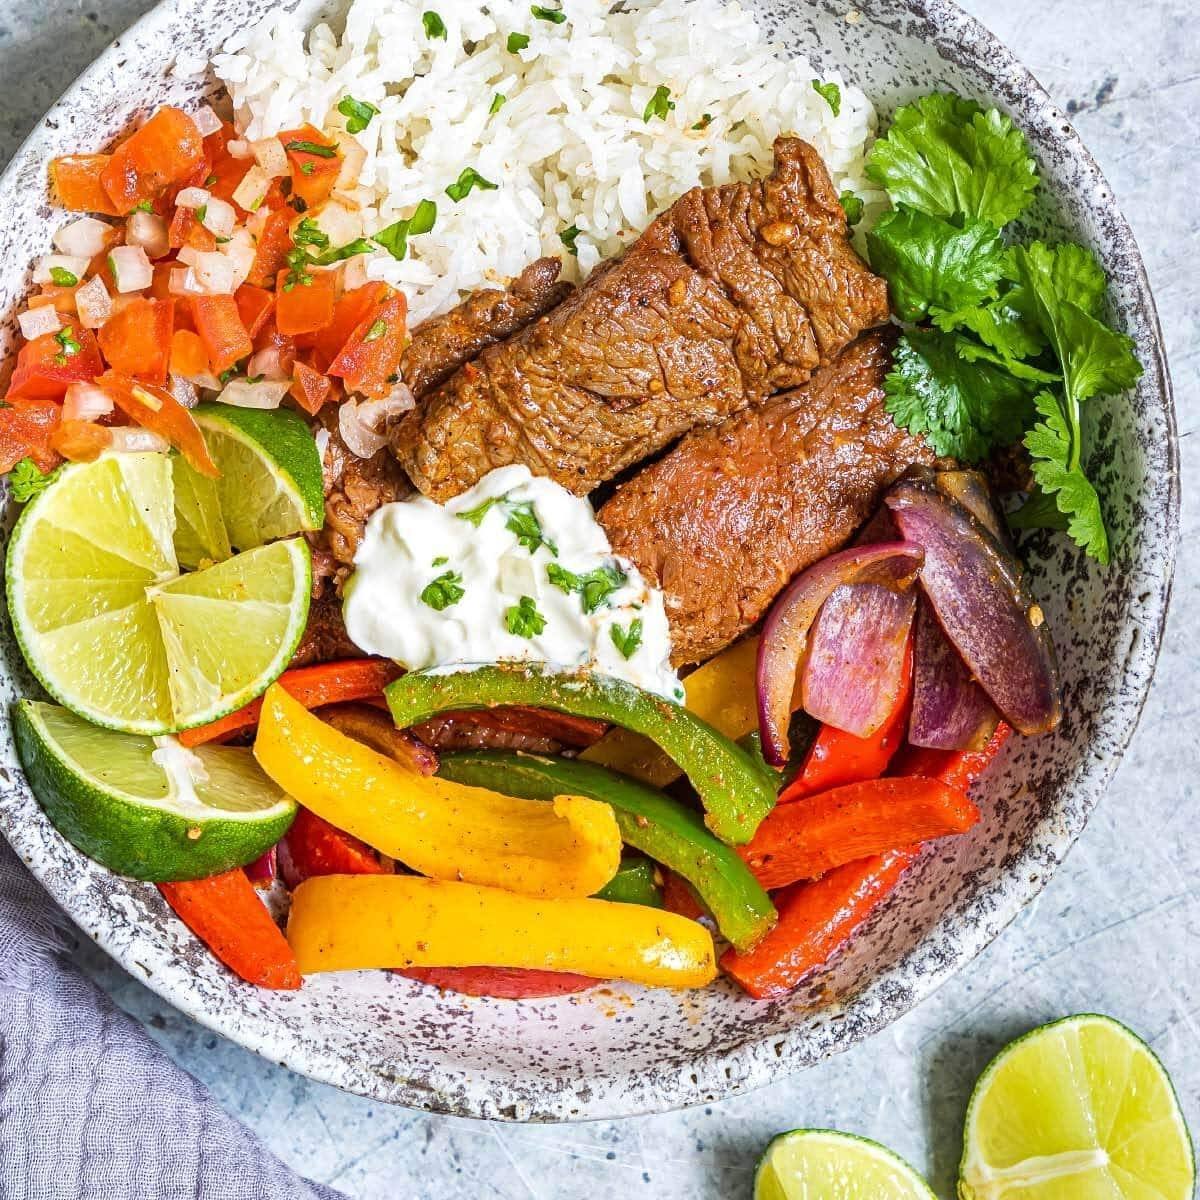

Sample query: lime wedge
[13,699,296,880]
[959,1014,1195,1200]
[756,1130,936,1200]
[7,453,312,734]
[181,403,324,554]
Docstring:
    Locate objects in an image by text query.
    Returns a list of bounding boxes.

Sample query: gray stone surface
[0,0,1195,1195]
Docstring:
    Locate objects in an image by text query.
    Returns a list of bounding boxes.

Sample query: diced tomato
[206,153,252,214]
[7,325,103,400]
[97,298,174,384]
[252,320,297,377]
[50,419,111,463]
[190,295,253,375]
[168,206,217,253]
[308,281,391,371]
[279,125,341,210]
[149,259,177,301]
[327,293,407,398]
[246,209,293,289]
[100,108,206,214]
[289,360,337,415]
[99,371,217,477]
[170,329,209,378]
[234,284,275,340]
[0,399,62,472]
[31,285,79,316]
[49,154,120,216]
[275,267,337,336]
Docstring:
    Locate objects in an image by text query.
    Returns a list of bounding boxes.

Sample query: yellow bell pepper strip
[385,666,777,845]
[253,685,621,900]
[286,874,718,989]
[438,750,776,952]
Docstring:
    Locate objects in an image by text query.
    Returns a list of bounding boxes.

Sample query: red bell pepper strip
[890,722,1012,791]
[276,807,386,889]
[327,293,408,399]
[660,869,706,921]
[159,869,301,990]
[7,324,104,400]
[738,776,979,890]
[245,210,293,289]
[783,638,913,802]
[97,298,174,384]
[190,295,253,375]
[49,154,121,215]
[721,850,916,1000]
[400,967,598,999]
[179,659,403,747]
[101,108,206,214]
[0,400,62,473]
[99,372,217,478]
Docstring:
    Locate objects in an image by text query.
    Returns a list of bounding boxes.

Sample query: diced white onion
[32,254,90,285]
[341,254,372,292]
[169,266,205,296]
[109,427,171,454]
[63,381,114,422]
[359,384,416,427]
[232,165,271,214]
[338,390,411,459]
[126,210,170,260]
[108,245,153,293]
[191,251,236,295]
[310,200,362,249]
[53,216,115,259]
[75,276,112,329]
[17,306,63,340]
[200,196,236,240]
[245,207,271,240]
[333,133,366,190]
[217,378,291,409]
[226,139,252,160]
[250,137,288,179]
[175,186,212,210]
[192,104,223,137]
[246,345,290,382]
[313,427,331,464]
[169,374,199,410]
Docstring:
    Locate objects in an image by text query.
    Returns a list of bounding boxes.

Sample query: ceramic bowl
[0,0,1176,1121]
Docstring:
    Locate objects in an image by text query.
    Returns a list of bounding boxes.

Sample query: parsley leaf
[445,167,498,202]
[865,92,1038,227]
[420,569,465,610]
[8,457,58,503]
[884,328,1035,461]
[505,501,556,555]
[559,224,580,256]
[292,217,330,251]
[432,555,449,566]
[373,199,438,261]
[867,207,1005,322]
[643,85,675,123]
[507,31,530,52]
[610,618,643,659]
[337,95,379,134]
[838,191,864,225]
[422,10,447,38]
[457,496,501,527]
[546,562,627,613]
[811,79,841,117]
[505,595,547,638]
[49,266,79,287]
[489,93,507,115]
[531,4,566,21]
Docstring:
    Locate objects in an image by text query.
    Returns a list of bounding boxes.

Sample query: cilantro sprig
[505,595,547,638]
[374,199,437,261]
[866,91,1141,563]
[8,458,58,503]
[547,562,627,613]
[420,570,465,610]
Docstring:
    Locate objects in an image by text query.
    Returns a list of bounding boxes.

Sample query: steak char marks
[392,137,890,500]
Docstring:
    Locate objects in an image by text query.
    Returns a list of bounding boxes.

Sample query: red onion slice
[886,477,1061,736]
[244,845,278,886]
[802,581,916,737]
[909,598,1000,750]
[757,542,924,766]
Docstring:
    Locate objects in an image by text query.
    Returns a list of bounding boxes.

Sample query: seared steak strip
[392,138,889,501]
[400,258,573,399]
[598,329,932,667]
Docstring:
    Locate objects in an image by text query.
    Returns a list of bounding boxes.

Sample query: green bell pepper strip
[386,666,778,844]
[596,855,664,908]
[437,749,777,952]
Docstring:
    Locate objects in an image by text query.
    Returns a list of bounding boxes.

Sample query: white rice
[192,0,883,324]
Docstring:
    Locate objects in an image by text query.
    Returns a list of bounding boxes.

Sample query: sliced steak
[598,328,933,667]
[393,137,889,501]
[400,258,573,399]
[290,589,363,667]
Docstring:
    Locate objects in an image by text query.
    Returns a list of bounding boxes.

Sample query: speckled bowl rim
[0,0,1177,1121]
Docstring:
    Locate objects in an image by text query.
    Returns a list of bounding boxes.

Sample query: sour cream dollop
[343,465,683,701]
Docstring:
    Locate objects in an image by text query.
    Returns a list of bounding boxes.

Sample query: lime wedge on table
[13,700,295,880]
[6,452,311,735]
[959,1014,1194,1200]
[756,1129,936,1200]
[174,403,324,564]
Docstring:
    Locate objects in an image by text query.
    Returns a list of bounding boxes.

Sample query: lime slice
[756,1130,936,1200]
[181,403,324,555]
[13,699,296,880]
[7,453,312,734]
[959,1014,1195,1200]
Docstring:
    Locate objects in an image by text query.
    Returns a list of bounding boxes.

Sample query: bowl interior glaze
[0,0,1176,1120]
